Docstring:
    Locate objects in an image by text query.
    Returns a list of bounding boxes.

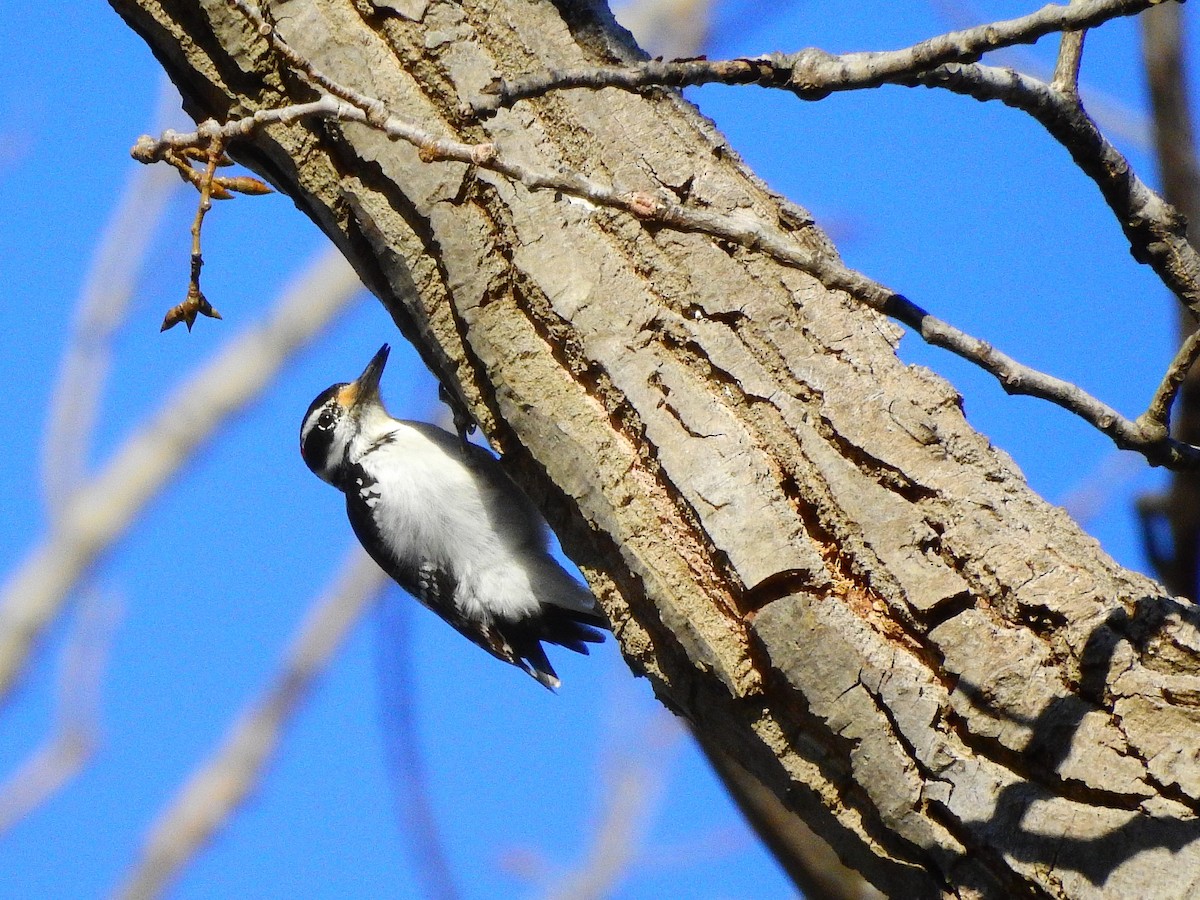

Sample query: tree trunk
[107,0,1200,895]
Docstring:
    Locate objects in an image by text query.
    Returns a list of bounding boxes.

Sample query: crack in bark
[857,676,1023,899]
[748,645,954,894]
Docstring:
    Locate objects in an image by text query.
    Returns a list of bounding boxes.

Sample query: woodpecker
[300,344,607,689]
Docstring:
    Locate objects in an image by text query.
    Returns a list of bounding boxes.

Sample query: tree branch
[470,2,1200,328]
[1142,326,1200,432]
[475,0,1167,111]
[134,86,1200,467]
[0,591,119,836]
[906,60,1200,320]
[41,86,182,513]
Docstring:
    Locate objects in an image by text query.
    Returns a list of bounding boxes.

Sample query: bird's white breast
[351,419,544,621]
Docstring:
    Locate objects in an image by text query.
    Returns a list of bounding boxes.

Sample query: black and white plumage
[300,344,607,689]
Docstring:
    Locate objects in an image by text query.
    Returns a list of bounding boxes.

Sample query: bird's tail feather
[541,605,607,654]
[522,642,561,691]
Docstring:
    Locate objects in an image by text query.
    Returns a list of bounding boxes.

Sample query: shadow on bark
[950,596,1200,891]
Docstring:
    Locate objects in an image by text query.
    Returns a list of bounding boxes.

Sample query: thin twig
[161,139,226,331]
[1141,328,1200,433]
[544,765,657,900]
[1051,0,1089,99]
[187,141,221,311]
[1052,29,1086,97]
[0,248,363,703]
[132,119,272,331]
[114,548,387,900]
[226,0,392,125]
[472,0,1169,112]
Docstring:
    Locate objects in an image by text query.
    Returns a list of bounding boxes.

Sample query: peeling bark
[107,0,1200,895]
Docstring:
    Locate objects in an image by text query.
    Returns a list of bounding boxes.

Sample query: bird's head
[300,343,391,486]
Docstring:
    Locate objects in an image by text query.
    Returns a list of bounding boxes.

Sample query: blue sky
[0,1,1190,898]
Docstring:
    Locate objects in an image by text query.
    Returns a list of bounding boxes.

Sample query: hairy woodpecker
[300,344,607,689]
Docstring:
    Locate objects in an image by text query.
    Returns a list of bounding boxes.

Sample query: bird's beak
[338,344,390,410]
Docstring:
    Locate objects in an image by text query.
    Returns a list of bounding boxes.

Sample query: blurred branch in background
[612,0,714,60]
[0,247,364,703]
[544,722,673,900]
[1057,452,1147,528]
[0,590,121,836]
[0,81,182,836]
[496,705,679,900]
[1138,4,1200,600]
[115,548,387,900]
[41,79,183,515]
[374,593,461,900]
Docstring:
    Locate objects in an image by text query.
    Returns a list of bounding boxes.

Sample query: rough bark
[106,0,1200,895]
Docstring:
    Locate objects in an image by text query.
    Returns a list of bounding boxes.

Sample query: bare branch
[473,0,1170,113]
[1142,327,1200,433]
[1052,32,1086,94]
[542,714,679,900]
[133,109,1200,466]
[905,61,1200,320]
[225,0,392,126]
[544,761,659,900]
[0,248,363,703]
[114,548,387,900]
[470,16,1200,329]
[8,85,179,834]
[164,139,226,331]
[930,0,1152,148]
[1057,452,1146,525]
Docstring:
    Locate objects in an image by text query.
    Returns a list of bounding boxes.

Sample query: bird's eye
[318,409,336,429]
